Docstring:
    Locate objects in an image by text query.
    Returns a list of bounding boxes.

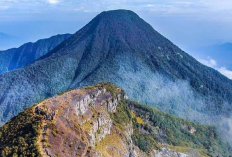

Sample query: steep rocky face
[0,33,71,74]
[155,148,197,157]
[1,10,232,125]
[0,83,231,157]
[36,85,123,157]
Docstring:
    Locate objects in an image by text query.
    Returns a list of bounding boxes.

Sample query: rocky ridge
[0,83,231,157]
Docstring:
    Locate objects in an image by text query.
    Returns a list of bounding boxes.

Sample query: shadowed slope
[0,34,71,74]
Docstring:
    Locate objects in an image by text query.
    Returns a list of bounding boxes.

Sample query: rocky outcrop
[33,83,142,157]
[33,84,126,157]
[32,84,228,157]
[155,148,189,157]
[72,87,120,146]
[124,123,141,157]
[74,88,108,115]
[182,125,197,134]
[1,83,230,157]
[88,114,112,146]
[75,94,92,115]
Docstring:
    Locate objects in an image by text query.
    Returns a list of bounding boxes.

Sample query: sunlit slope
[0,83,231,157]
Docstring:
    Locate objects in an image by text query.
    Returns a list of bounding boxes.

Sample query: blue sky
[0,0,232,78]
[1,0,232,49]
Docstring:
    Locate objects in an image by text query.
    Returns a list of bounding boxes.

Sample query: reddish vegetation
[33,85,123,157]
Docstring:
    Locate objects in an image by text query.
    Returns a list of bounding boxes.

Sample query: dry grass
[131,111,144,124]
[95,129,127,157]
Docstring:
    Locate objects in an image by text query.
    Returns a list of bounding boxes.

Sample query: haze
[0,0,232,78]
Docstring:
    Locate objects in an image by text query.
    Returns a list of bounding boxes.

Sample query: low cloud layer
[219,116,232,146]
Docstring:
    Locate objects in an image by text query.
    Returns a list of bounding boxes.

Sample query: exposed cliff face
[33,83,189,157]
[155,148,190,157]
[36,84,124,157]
[0,83,231,157]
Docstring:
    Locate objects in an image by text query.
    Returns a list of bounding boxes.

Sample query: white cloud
[220,116,232,145]
[0,0,232,14]
[218,67,232,79]
[147,4,154,7]
[0,6,9,10]
[0,0,231,22]
[199,58,232,79]
[47,0,59,4]
[199,58,217,67]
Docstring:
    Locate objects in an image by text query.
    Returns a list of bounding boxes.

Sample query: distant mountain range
[0,32,18,50]
[0,32,12,39]
[0,83,231,157]
[0,10,232,125]
[0,34,71,74]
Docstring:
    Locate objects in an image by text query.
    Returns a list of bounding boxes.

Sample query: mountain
[0,34,71,74]
[214,43,232,53]
[0,32,18,51]
[0,32,12,39]
[1,10,232,125]
[0,83,231,157]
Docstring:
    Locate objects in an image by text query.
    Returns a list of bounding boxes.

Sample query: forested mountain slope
[0,34,71,74]
[0,10,232,125]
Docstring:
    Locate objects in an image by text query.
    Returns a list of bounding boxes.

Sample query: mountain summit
[0,10,232,124]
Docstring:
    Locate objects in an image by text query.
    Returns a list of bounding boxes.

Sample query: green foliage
[85,82,125,98]
[0,106,43,157]
[110,100,132,129]
[0,34,71,75]
[127,100,232,156]
[132,131,159,153]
